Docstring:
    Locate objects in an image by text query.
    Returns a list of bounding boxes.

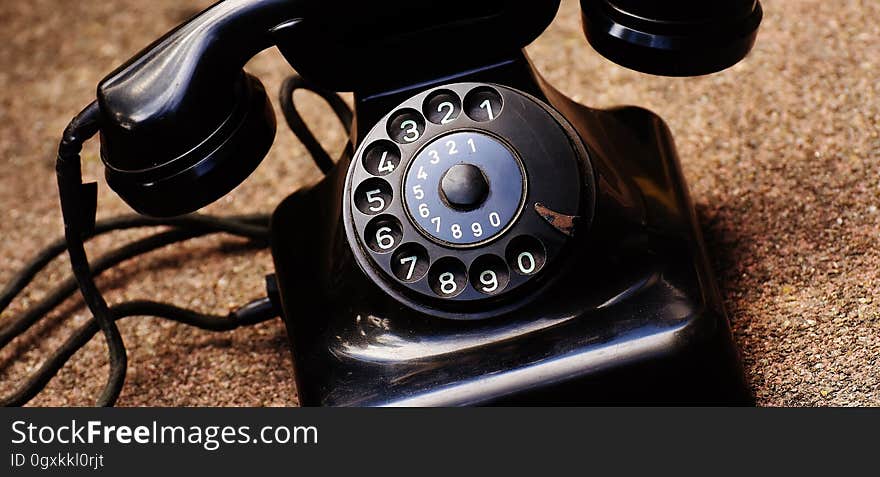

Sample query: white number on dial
[446,140,458,155]
[438,272,458,295]
[479,99,495,120]
[489,212,501,228]
[479,270,499,293]
[431,216,441,232]
[399,256,418,280]
[467,138,476,153]
[365,189,385,212]
[451,224,463,239]
[471,222,483,238]
[376,227,396,250]
[417,167,428,180]
[400,120,420,142]
[437,102,456,124]
[517,252,536,274]
[412,184,425,200]
[419,203,430,218]
[428,150,440,164]
[377,151,395,173]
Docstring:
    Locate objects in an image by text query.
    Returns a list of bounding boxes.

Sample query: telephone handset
[41,0,762,405]
[96,0,563,216]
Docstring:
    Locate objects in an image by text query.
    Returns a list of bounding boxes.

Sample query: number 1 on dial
[479,99,495,120]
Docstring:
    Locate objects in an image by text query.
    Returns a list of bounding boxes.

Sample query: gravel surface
[0,0,877,406]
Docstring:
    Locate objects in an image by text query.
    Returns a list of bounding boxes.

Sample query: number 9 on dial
[469,255,510,295]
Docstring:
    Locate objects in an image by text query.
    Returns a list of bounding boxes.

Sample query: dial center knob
[440,163,489,211]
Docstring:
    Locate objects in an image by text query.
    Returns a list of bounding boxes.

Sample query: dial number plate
[404,131,524,246]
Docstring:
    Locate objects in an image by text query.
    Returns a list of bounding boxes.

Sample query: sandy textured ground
[0,0,877,406]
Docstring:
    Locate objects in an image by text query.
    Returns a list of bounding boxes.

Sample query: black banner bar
[1,408,876,475]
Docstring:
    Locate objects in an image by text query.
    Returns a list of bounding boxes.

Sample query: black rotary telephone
[2,0,763,406]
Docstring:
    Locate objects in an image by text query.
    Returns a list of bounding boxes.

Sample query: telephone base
[270,79,751,406]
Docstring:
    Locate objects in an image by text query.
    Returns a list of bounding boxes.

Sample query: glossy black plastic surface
[79,0,758,405]
[98,0,298,174]
[270,56,751,406]
[94,0,563,216]
[581,0,763,76]
[93,0,763,218]
[344,83,593,317]
[275,1,561,93]
[103,73,276,216]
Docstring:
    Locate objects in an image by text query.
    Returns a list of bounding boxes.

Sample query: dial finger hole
[387,108,426,144]
[506,235,547,276]
[464,86,503,122]
[362,140,401,176]
[469,255,510,296]
[423,89,462,125]
[364,215,403,254]
[428,257,467,298]
[354,178,393,215]
[391,243,430,283]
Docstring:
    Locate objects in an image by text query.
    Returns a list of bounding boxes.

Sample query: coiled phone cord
[0,74,352,406]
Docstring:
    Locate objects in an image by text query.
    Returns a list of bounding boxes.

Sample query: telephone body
[68,0,763,405]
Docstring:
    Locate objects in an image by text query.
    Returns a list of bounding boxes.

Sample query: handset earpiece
[101,72,275,217]
[97,0,303,217]
[581,0,763,76]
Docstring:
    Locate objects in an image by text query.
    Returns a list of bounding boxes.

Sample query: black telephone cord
[1,77,353,406]
[0,214,269,350]
[279,74,353,173]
